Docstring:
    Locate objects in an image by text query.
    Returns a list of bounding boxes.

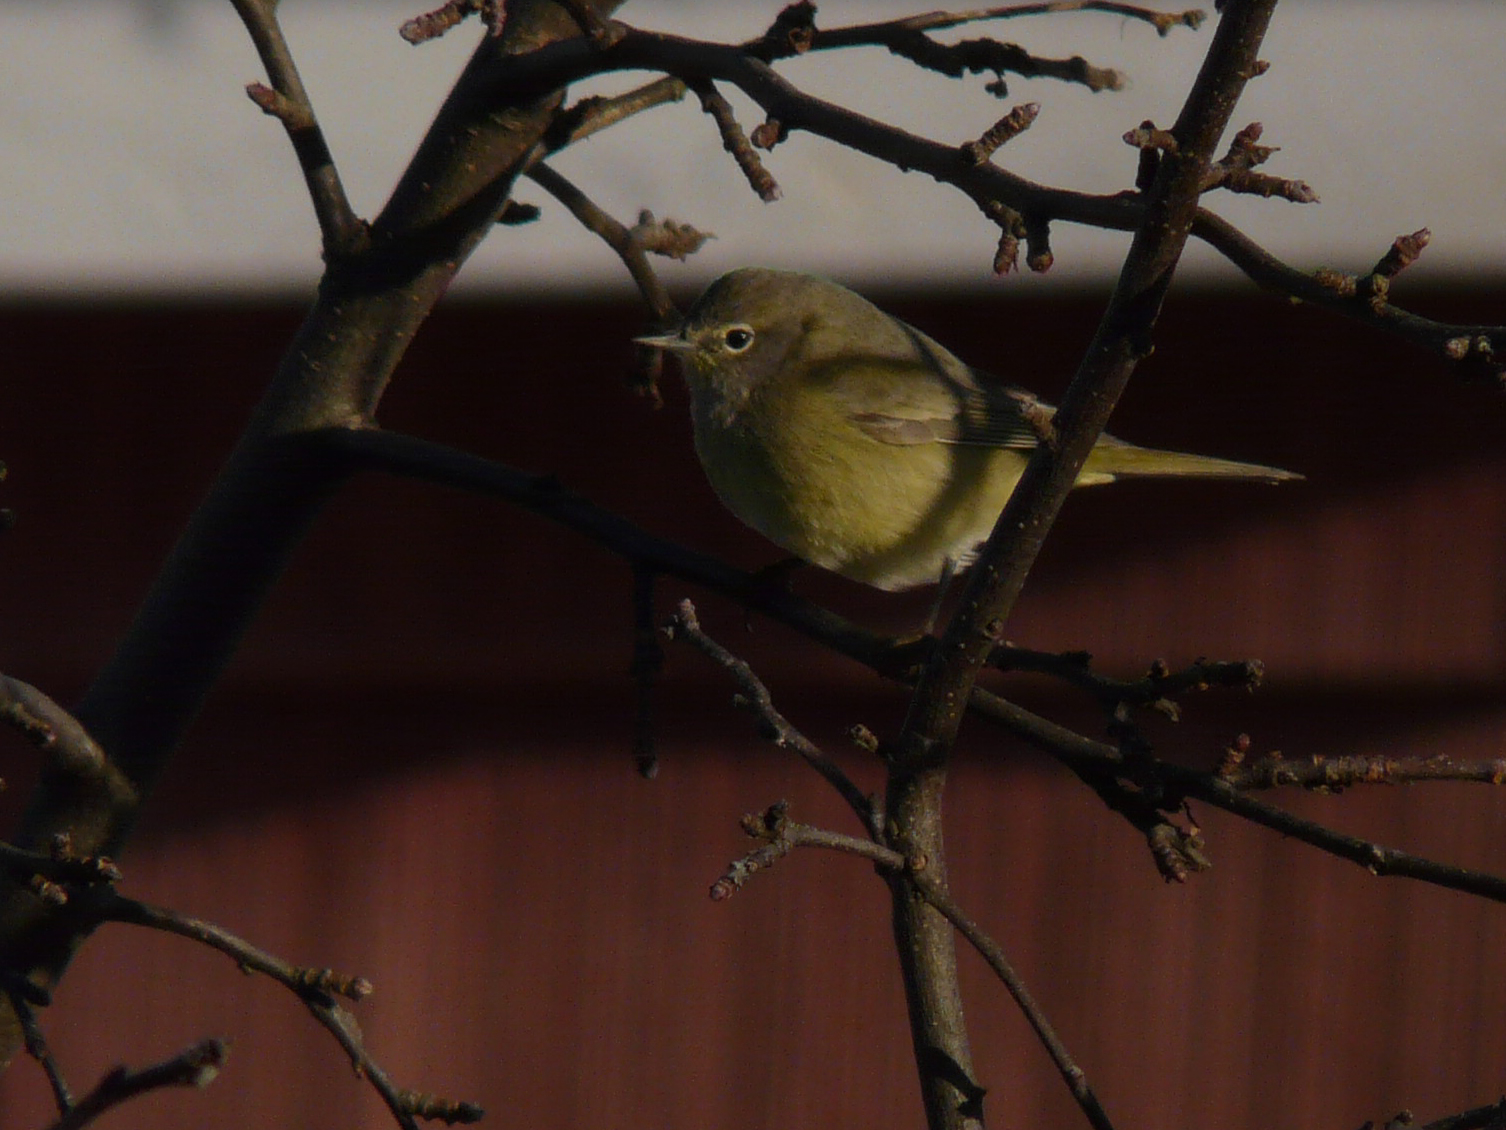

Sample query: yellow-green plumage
[639,268,1298,592]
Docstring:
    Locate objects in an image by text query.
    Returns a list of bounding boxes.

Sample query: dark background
[0,281,1502,1129]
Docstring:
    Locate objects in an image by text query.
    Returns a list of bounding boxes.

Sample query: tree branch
[230,0,365,257]
[910,870,1117,1130]
[44,1038,228,1130]
[480,20,1506,381]
[526,162,706,322]
[0,0,630,1070]
[665,600,876,831]
[82,890,481,1128]
[966,687,1506,902]
[709,801,905,901]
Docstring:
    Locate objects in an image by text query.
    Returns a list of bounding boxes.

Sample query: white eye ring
[721,325,755,353]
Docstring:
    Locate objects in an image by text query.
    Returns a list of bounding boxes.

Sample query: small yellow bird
[638,268,1298,592]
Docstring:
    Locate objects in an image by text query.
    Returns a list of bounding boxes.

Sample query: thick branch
[905,0,1279,757]
[0,0,627,1069]
[874,8,1281,1126]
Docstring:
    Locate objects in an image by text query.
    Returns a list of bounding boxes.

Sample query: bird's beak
[634,329,695,355]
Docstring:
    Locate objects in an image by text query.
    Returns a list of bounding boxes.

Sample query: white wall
[2,1,1501,297]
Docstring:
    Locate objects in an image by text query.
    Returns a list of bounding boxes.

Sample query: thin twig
[966,686,1506,902]
[1194,211,1504,383]
[911,871,1117,1130]
[759,2,1206,87]
[8,987,72,1114]
[548,75,688,149]
[711,802,905,899]
[526,163,690,322]
[1219,749,1506,792]
[871,3,1204,38]
[82,890,483,1130]
[687,78,782,201]
[1198,121,1318,203]
[989,646,1265,718]
[400,1,484,45]
[960,102,1040,165]
[665,600,875,827]
[44,1038,228,1130]
[229,0,364,257]
[0,840,121,890]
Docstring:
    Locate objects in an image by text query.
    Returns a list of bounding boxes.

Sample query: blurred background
[1,3,1504,1129]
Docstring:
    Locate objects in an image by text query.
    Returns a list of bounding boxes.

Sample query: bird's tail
[1082,437,1300,485]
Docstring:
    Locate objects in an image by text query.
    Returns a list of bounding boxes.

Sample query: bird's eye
[721,325,755,353]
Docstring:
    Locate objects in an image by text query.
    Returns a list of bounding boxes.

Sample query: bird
[637,267,1298,594]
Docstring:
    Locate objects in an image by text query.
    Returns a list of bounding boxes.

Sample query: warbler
[637,267,1298,593]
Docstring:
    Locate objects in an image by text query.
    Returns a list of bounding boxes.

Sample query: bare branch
[839,24,1125,94]
[487,27,1506,384]
[8,987,71,1114]
[966,687,1506,902]
[97,892,372,999]
[687,78,783,201]
[44,1038,228,1130]
[525,163,689,322]
[761,3,1208,90]
[909,870,1117,1130]
[960,101,1040,165]
[230,0,365,257]
[0,839,121,891]
[665,599,876,829]
[866,3,1205,39]
[710,802,905,900]
[82,889,482,1130]
[989,645,1265,718]
[1194,212,1503,382]
[1217,745,1506,792]
[548,75,688,149]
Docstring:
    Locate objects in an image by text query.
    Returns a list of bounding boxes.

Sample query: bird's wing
[838,327,1049,450]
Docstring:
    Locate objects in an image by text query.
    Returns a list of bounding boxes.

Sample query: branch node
[750,117,789,151]
[847,724,880,755]
[1372,228,1431,278]
[1201,122,1318,202]
[1123,120,1179,154]
[1313,267,1357,298]
[1024,216,1054,273]
[292,966,374,1001]
[959,102,1040,165]
[399,0,500,44]
[1146,818,1211,883]
[396,1090,486,1124]
[746,0,818,61]
[244,82,305,127]
[497,200,541,226]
